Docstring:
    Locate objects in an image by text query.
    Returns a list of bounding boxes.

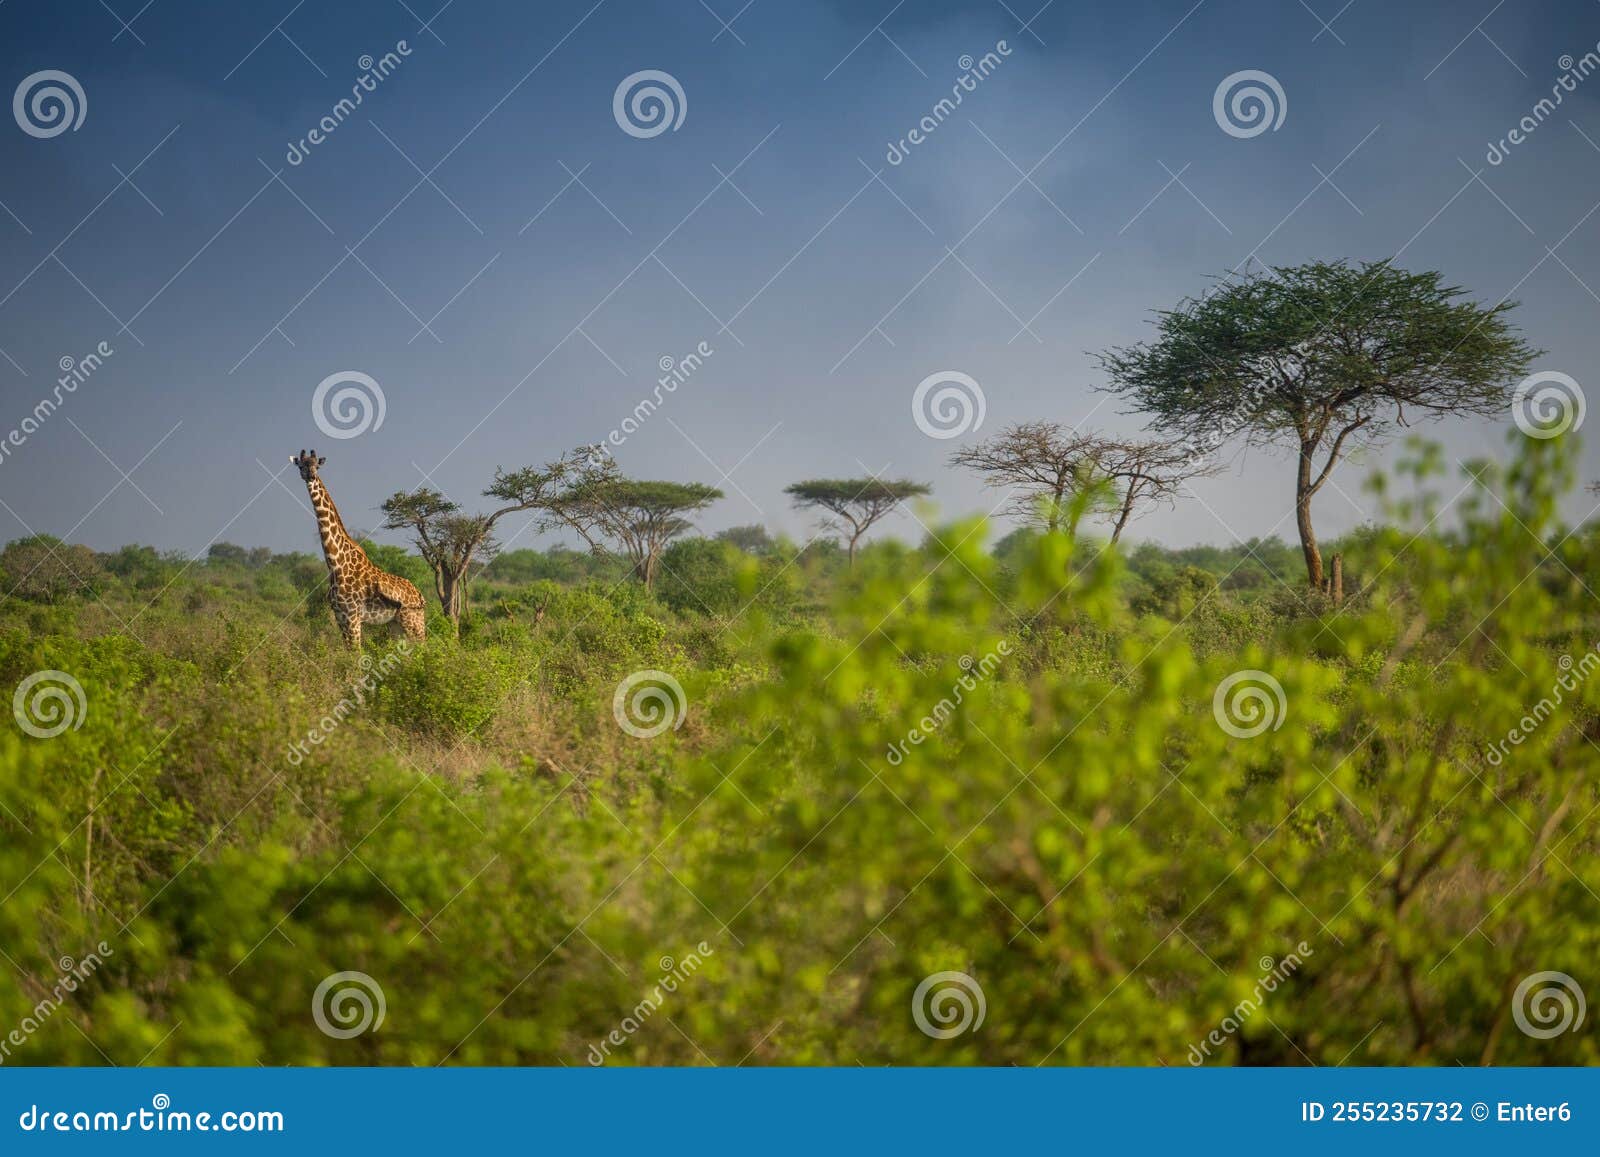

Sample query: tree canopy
[554,478,723,588]
[784,478,931,566]
[1097,259,1536,584]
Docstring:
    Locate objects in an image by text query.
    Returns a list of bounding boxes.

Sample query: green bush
[378,639,523,740]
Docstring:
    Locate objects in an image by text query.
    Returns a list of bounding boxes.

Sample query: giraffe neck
[305,476,365,574]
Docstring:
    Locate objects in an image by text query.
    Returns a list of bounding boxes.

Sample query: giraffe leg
[333,602,361,649]
[397,605,426,641]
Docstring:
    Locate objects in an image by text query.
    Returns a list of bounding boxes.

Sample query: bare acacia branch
[951,423,1217,541]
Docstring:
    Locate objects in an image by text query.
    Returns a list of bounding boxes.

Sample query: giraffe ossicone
[293,449,426,648]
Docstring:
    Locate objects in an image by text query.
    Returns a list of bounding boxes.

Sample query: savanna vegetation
[1,261,1594,1067]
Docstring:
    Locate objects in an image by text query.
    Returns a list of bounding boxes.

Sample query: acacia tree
[380,448,599,630]
[949,422,1102,534]
[951,423,1212,541]
[1094,436,1219,543]
[1097,260,1536,586]
[549,475,722,588]
[784,478,930,566]
[378,493,491,628]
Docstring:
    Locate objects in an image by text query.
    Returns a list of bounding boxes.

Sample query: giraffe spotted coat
[292,450,426,647]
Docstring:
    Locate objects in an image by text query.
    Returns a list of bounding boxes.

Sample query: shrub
[378,639,522,740]
[1,535,102,602]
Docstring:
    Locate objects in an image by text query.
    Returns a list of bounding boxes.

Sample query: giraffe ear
[318,456,326,466]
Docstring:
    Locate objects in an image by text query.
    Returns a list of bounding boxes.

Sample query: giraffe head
[291,449,326,482]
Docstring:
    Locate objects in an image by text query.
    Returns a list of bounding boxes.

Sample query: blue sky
[1,0,1597,555]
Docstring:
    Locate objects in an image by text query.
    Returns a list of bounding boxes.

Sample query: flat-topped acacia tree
[550,475,723,589]
[785,478,931,567]
[1097,260,1536,586]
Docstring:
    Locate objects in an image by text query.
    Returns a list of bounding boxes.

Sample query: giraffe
[291,450,426,647]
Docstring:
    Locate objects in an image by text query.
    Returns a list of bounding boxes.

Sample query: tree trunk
[847,532,860,568]
[1110,492,1136,544]
[1046,486,1065,534]
[1330,553,1344,607]
[1295,442,1324,588]
[440,570,462,635]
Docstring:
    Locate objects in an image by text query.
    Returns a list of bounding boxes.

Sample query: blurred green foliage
[1,437,1597,1067]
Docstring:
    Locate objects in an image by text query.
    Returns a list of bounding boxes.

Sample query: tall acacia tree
[1097,260,1536,586]
[784,478,930,566]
